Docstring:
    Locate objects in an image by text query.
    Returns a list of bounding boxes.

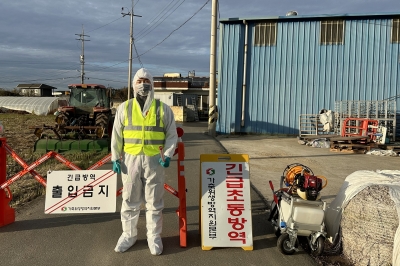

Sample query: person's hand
[112,159,121,174]
[159,156,170,168]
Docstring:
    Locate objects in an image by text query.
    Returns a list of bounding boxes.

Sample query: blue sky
[1,0,400,90]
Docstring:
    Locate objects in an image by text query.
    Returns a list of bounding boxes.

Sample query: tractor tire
[95,113,110,139]
[277,233,296,255]
[55,113,69,126]
[55,112,69,135]
[95,113,109,127]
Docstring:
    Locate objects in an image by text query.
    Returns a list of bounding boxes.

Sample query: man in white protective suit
[111,68,178,255]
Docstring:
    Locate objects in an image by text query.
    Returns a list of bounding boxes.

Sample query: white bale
[341,185,398,265]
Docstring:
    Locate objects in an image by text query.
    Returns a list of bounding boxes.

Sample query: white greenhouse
[0,97,68,116]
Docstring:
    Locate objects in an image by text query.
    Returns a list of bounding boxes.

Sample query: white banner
[201,159,252,249]
[45,170,117,214]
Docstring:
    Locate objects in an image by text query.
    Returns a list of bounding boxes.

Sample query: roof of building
[220,12,400,23]
[154,76,209,89]
[16,84,57,90]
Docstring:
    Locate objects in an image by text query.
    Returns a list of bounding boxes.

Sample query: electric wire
[133,0,210,59]
[135,0,186,41]
[86,17,124,34]
[133,41,144,68]
[2,0,207,86]
[57,1,208,75]
[135,0,187,42]
[1,64,83,83]
[8,76,80,83]
[85,77,127,84]
[1,12,126,85]
[134,0,177,37]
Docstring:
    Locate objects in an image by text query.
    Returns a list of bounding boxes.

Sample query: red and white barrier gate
[0,137,187,247]
[0,138,15,227]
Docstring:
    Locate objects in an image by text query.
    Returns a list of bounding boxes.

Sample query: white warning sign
[45,170,117,214]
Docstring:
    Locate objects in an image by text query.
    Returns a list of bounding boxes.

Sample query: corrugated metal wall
[217,23,244,134]
[217,17,400,135]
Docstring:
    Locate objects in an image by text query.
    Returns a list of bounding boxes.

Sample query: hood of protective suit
[133,68,154,114]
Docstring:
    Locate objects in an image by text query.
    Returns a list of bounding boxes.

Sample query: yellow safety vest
[123,99,165,156]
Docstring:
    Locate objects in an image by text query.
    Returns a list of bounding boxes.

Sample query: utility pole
[75,26,90,84]
[208,0,218,136]
[122,1,141,100]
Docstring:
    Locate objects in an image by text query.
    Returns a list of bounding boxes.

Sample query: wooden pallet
[329,136,371,145]
[298,134,340,142]
[330,136,371,153]
[330,143,371,153]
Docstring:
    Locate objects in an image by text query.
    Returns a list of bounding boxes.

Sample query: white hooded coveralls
[111,68,178,254]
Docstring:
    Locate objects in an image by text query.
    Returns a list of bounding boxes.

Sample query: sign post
[200,154,252,250]
[45,170,117,214]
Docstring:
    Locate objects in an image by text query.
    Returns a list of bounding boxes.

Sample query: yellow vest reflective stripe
[123,99,165,155]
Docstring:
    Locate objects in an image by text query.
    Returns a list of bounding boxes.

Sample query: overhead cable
[135,0,186,40]
[135,0,177,38]
[133,0,210,59]
[133,41,144,68]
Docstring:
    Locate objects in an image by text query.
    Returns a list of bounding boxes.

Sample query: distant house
[153,71,210,120]
[17,84,57,97]
[52,90,70,96]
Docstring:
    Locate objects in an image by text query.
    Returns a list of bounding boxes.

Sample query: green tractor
[32,84,115,153]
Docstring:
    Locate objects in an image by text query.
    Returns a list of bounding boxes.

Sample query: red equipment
[296,173,323,201]
[341,118,379,141]
[0,138,15,227]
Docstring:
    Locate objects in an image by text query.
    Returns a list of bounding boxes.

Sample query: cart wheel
[311,236,325,256]
[277,233,296,255]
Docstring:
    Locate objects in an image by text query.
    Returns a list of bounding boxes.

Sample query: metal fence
[334,100,397,142]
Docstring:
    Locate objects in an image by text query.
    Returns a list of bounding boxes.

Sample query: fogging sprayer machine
[268,163,328,256]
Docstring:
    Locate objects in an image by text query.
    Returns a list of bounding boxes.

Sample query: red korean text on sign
[225,163,247,244]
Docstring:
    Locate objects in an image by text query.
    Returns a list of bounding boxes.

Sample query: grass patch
[1,113,111,208]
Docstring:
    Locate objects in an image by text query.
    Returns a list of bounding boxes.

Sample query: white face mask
[135,83,151,96]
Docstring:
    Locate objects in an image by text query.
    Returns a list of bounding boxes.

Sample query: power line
[86,77,128,84]
[69,0,207,78]
[85,60,129,72]
[86,16,124,34]
[0,64,82,83]
[133,0,211,59]
[135,0,186,40]
[7,76,79,83]
[133,41,144,68]
[136,0,187,42]
[134,0,177,36]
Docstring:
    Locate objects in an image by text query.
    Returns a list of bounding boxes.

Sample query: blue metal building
[216,13,400,136]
